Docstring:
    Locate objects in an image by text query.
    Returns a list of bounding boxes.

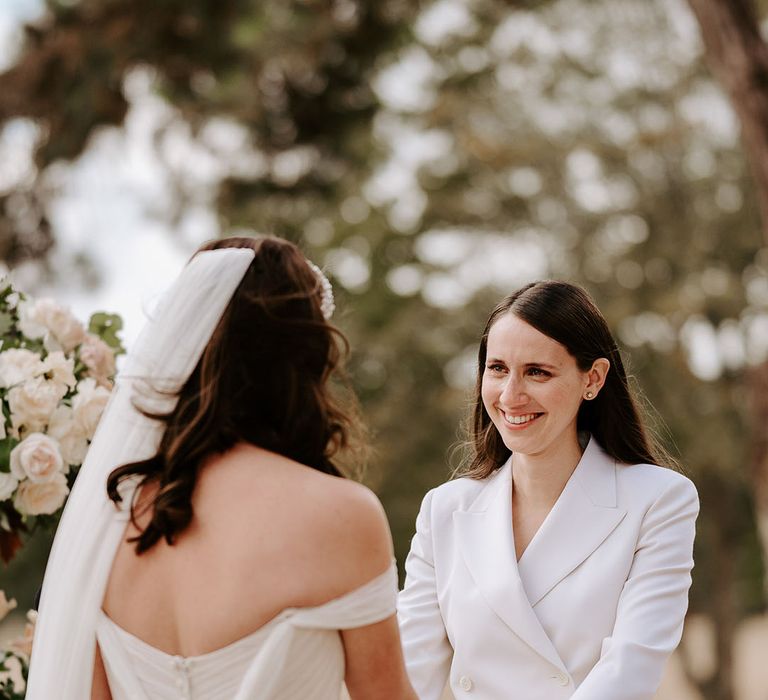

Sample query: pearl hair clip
[306,260,336,320]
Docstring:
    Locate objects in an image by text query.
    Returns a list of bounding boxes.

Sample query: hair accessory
[585,391,594,399]
[306,260,335,320]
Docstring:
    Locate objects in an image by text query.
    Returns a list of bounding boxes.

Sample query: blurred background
[0,0,767,698]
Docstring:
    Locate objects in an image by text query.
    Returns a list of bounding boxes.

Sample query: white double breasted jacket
[397,437,699,700]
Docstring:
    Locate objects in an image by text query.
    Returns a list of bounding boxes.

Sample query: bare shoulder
[198,445,393,592]
[283,470,395,597]
[313,471,387,520]
[300,473,394,576]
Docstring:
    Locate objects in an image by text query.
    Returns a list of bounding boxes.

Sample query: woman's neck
[511,433,585,509]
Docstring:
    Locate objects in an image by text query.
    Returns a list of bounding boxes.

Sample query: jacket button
[458,675,473,691]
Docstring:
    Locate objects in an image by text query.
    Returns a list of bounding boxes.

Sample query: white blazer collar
[453,436,627,668]
[516,436,627,605]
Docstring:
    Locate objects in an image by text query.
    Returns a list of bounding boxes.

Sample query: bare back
[102,443,393,657]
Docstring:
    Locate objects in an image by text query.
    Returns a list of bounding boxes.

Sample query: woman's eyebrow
[485,359,559,369]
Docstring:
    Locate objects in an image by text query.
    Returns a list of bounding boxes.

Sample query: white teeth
[504,413,539,425]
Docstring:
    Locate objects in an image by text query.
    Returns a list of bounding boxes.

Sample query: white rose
[19,299,86,352]
[0,472,18,500]
[7,612,36,659]
[41,351,77,392]
[47,406,89,467]
[8,377,66,433]
[17,300,46,340]
[13,472,69,516]
[10,433,65,483]
[0,590,17,622]
[72,378,111,439]
[79,334,116,385]
[0,349,44,388]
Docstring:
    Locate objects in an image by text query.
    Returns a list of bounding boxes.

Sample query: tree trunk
[678,472,738,700]
[708,478,736,700]
[749,362,768,594]
[686,0,768,591]
[687,0,768,239]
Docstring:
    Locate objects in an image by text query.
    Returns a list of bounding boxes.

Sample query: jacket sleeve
[397,488,453,700]
[571,474,699,700]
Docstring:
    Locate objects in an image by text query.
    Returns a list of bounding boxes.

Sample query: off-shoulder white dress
[96,563,398,700]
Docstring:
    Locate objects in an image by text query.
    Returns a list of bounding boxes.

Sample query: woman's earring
[585,391,594,399]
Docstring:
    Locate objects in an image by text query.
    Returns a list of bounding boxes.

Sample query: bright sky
[0,1,209,348]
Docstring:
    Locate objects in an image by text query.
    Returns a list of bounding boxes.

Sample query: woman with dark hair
[398,280,699,700]
[28,236,416,700]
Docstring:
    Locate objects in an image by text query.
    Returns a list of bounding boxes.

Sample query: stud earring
[585,391,594,399]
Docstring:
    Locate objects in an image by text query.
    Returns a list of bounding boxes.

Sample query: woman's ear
[583,358,610,400]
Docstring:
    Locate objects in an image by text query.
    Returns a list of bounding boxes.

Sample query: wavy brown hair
[107,235,363,554]
[455,280,677,480]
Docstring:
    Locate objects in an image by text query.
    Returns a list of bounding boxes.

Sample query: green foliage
[0,313,14,339]
[88,312,125,354]
[0,439,20,473]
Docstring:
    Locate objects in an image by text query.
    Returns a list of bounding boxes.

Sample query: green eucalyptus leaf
[0,437,20,472]
[88,312,125,354]
[0,312,14,337]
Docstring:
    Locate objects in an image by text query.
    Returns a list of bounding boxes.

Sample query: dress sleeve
[397,489,453,700]
[571,474,699,700]
[293,562,398,630]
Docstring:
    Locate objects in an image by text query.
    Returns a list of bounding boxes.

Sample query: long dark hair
[107,235,363,553]
[456,280,677,479]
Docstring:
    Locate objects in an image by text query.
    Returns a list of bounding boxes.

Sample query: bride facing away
[27,236,416,700]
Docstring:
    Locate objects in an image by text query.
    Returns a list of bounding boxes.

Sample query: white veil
[26,247,256,699]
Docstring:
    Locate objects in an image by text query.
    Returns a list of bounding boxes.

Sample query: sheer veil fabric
[26,248,256,699]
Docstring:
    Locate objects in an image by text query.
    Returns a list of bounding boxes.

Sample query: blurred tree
[0,0,423,269]
[1,2,767,699]
[686,0,768,610]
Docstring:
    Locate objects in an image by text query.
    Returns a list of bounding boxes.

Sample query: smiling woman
[467,281,669,480]
[481,314,610,469]
[397,280,699,700]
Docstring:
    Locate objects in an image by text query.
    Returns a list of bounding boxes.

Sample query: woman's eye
[486,363,505,373]
[527,367,550,377]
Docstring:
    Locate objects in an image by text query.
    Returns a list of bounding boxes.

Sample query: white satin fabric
[27,248,256,699]
[96,563,397,700]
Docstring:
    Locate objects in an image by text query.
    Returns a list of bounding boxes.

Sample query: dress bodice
[96,563,398,700]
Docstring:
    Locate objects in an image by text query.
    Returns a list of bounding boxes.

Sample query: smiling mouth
[502,412,543,426]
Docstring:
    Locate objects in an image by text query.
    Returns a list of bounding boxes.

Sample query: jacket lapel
[516,437,627,607]
[454,461,568,672]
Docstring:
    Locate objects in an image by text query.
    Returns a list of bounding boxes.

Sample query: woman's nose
[499,376,527,405]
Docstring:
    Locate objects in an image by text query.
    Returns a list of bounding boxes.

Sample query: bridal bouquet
[0,278,124,563]
[0,592,31,699]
